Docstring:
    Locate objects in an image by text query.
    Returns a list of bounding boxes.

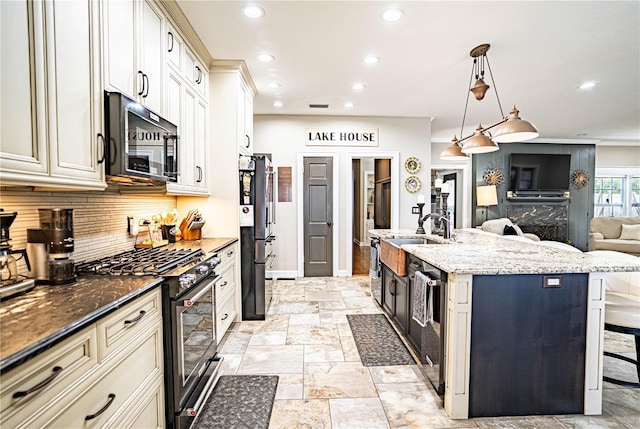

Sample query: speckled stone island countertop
[0,237,237,373]
[371,228,640,275]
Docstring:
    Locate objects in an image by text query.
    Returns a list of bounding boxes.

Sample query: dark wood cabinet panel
[469,273,588,417]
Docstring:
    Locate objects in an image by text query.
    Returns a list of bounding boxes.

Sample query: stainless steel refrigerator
[239,154,276,320]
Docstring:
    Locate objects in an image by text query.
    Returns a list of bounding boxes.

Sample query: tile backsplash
[1,189,177,275]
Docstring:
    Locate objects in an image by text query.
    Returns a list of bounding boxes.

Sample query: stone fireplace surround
[506,204,569,242]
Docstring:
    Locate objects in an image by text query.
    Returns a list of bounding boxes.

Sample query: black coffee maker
[0,209,35,299]
[27,208,76,285]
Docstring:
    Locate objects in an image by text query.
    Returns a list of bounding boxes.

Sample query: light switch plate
[412,206,420,214]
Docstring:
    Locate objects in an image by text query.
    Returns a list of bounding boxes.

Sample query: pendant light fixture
[440,44,539,159]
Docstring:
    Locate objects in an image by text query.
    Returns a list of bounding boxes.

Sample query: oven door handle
[182,275,221,307]
[182,356,224,417]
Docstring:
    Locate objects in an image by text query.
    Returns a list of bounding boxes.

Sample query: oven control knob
[179,273,197,287]
[208,256,221,267]
[196,265,209,275]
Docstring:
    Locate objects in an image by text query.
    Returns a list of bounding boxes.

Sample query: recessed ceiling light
[352,83,366,90]
[257,53,275,62]
[364,56,379,64]
[267,82,281,89]
[273,101,283,107]
[243,5,265,18]
[344,102,355,108]
[381,8,404,22]
[578,81,596,90]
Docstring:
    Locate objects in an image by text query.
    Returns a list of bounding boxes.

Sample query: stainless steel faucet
[422,212,452,239]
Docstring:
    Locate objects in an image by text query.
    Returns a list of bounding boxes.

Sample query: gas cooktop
[75,247,201,276]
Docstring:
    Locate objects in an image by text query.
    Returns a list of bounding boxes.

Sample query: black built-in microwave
[104,91,179,183]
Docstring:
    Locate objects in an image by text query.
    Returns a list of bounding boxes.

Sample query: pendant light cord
[485,55,505,118]
[459,59,476,138]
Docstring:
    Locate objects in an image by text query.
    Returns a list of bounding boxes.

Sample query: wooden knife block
[179,219,202,241]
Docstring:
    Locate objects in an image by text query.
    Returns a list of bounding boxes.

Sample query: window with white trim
[594,169,640,217]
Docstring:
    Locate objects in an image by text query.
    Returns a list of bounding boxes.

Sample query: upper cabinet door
[103,0,136,98]
[138,0,164,113]
[103,0,164,114]
[46,0,104,183]
[0,0,49,175]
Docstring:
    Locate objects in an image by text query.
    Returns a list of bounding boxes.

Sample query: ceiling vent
[309,104,329,109]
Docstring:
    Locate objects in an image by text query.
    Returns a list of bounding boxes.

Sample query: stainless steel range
[76,245,223,429]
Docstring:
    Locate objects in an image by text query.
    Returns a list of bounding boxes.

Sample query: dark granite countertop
[0,237,237,374]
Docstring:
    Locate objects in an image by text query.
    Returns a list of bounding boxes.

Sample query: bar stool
[587,250,640,387]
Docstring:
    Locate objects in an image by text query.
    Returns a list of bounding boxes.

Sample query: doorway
[303,156,334,277]
[347,152,399,277]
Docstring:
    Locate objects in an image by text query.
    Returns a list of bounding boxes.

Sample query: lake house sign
[305,128,378,147]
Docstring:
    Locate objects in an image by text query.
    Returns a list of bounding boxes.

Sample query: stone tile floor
[217,276,640,428]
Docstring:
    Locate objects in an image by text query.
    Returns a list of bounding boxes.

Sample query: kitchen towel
[412,271,429,327]
[194,375,278,429]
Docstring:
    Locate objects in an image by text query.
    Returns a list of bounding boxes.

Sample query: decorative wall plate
[405,176,422,193]
[571,169,589,189]
[404,157,421,174]
[483,167,504,187]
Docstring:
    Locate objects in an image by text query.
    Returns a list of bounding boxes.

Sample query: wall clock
[405,176,422,193]
[404,157,421,174]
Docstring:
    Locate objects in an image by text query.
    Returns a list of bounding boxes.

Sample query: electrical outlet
[127,216,139,236]
[543,275,562,288]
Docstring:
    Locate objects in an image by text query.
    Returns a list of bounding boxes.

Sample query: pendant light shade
[491,106,539,143]
[461,124,499,154]
[440,137,470,161]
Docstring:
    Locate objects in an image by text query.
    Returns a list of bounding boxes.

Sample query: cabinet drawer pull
[143,73,149,98]
[226,250,234,257]
[97,133,106,164]
[12,366,63,399]
[245,134,251,148]
[410,261,420,267]
[124,310,146,326]
[221,313,229,321]
[85,393,116,421]
[196,165,203,182]
[137,71,145,96]
[168,31,174,52]
[219,281,228,288]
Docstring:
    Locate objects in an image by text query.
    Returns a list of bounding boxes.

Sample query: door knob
[327,221,333,227]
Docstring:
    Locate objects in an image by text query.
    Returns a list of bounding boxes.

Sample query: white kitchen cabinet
[238,80,254,156]
[0,289,164,428]
[103,0,164,114]
[185,46,208,99]
[166,22,184,73]
[205,61,256,237]
[215,242,239,342]
[0,0,106,190]
[165,51,209,195]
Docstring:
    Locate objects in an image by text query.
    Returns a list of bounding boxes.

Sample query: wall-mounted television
[509,153,571,192]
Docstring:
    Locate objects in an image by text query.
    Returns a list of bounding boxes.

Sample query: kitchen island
[371,228,640,419]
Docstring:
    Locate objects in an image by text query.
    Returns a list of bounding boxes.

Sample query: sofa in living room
[588,217,640,256]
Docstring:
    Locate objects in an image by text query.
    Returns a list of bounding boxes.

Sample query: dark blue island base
[469,273,588,417]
